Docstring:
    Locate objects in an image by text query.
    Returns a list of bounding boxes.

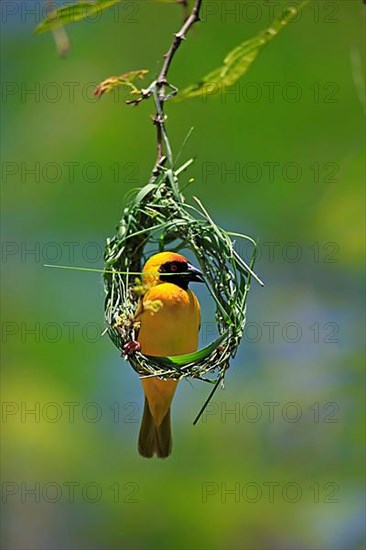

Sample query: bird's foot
[122,340,141,356]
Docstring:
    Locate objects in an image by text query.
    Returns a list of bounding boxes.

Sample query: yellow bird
[133,251,203,458]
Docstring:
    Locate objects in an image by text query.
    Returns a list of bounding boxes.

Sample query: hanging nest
[104,161,261,383]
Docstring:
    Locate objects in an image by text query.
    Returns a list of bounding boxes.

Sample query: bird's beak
[187,263,204,283]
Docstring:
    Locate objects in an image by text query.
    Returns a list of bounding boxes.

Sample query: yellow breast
[137,283,200,356]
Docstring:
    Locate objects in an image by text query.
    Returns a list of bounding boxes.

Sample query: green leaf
[146,331,228,368]
[34,0,121,35]
[177,1,309,101]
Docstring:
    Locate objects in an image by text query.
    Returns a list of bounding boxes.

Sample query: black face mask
[159,261,204,290]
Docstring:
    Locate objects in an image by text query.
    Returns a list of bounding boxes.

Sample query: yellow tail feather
[138,399,172,458]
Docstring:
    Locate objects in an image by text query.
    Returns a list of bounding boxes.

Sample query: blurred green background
[1,1,365,549]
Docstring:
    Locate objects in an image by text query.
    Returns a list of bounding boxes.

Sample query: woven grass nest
[104,161,261,383]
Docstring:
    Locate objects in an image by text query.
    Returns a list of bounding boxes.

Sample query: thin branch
[157,0,203,86]
[153,0,203,169]
[125,0,202,170]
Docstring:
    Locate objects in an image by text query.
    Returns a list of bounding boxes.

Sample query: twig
[153,0,203,170]
[157,0,203,86]
[125,1,202,170]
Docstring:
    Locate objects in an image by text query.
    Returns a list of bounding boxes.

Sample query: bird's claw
[122,341,141,356]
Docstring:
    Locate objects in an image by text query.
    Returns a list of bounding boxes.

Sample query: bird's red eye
[170,263,178,272]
